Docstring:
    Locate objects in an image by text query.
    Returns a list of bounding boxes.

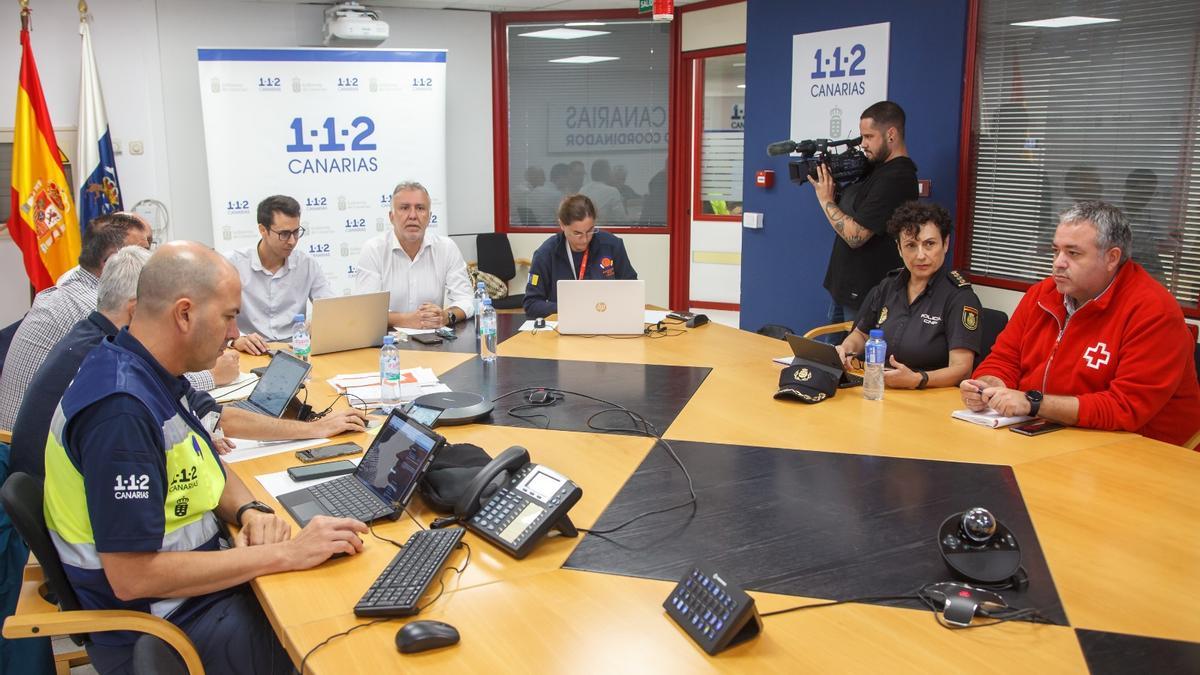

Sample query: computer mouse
[534,317,546,329]
[395,620,460,654]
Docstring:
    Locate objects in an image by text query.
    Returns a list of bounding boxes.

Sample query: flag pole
[78,0,88,21]
[20,0,31,31]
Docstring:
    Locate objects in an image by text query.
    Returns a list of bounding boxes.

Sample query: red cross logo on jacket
[1083,342,1111,370]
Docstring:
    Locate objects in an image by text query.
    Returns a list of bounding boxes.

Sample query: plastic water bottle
[379,335,402,411]
[473,281,487,332]
[479,298,497,363]
[864,329,886,401]
[291,314,310,362]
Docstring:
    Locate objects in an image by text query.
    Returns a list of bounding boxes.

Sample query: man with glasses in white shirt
[354,181,473,329]
[226,195,333,354]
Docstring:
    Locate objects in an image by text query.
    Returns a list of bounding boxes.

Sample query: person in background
[523,194,637,319]
[226,195,333,354]
[580,159,627,224]
[836,202,982,389]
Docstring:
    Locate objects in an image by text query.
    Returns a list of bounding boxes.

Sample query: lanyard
[565,238,589,280]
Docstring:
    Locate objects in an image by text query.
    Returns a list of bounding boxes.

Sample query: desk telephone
[447,446,582,559]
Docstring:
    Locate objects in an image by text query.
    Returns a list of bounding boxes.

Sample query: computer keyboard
[309,477,392,522]
[354,527,466,617]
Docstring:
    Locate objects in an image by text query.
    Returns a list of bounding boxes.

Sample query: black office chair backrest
[0,471,88,645]
[476,233,518,282]
[756,324,795,341]
[974,308,1010,370]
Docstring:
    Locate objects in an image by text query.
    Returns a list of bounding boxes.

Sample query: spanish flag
[7,17,81,292]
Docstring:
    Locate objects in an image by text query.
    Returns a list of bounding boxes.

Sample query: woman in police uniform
[835,201,983,389]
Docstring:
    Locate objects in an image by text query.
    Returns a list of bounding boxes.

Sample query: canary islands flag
[7,25,81,292]
[76,17,122,236]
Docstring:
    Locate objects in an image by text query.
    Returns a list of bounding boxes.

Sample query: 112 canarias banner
[8,24,81,291]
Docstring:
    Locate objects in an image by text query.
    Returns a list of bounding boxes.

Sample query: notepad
[951,409,1033,428]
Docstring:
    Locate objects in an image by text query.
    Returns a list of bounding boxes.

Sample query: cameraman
[809,101,918,325]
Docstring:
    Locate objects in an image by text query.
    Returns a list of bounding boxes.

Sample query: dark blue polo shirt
[523,230,638,318]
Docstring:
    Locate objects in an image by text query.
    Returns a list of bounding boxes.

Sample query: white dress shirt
[354,230,475,318]
[225,246,334,342]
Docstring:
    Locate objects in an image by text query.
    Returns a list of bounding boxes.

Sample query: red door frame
[677,43,746,312]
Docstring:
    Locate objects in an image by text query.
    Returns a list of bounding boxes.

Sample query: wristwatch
[1025,390,1043,417]
[447,310,458,327]
[235,500,275,527]
[915,370,929,390]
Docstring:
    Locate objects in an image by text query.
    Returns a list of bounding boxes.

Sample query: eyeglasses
[268,226,306,241]
[565,228,595,239]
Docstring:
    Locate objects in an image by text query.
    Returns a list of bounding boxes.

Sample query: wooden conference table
[230,320,1200,673]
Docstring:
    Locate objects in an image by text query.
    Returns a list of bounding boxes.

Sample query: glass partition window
[506,20,670,228]
[966,0,1200,311]
[695,54,745,219]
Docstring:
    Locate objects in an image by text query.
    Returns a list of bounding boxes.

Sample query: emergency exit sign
[639,0,652,13]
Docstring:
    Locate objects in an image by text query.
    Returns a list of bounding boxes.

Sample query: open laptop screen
[355,409,442,507]
[246,351,309,416]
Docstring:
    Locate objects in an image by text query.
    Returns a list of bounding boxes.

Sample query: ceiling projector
[323,2,389,47]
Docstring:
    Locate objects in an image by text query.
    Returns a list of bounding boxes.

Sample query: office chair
[0,472,202,675]
[974,308,1010,370]
[800,321,852,341]
[474,233,530,310]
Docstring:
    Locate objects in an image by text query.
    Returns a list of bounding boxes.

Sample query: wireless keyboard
[354,527,465,617]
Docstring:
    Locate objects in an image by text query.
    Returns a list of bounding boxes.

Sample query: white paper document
[950,409,1033,429]
[256,456,364,498]
[644,310,671,324]
[220,437,329,464]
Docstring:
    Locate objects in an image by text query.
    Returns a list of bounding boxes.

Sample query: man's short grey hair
[1059,200,1133,263]
[391,181,430,200]
[97,245,152,313]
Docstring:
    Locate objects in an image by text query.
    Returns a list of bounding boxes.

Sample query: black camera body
[767,136,870,187]
[790,139,869,186]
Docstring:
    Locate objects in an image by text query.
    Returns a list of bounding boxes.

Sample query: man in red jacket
[960,201,1200,447]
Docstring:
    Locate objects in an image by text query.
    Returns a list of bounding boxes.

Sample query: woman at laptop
[834,202,983,389]
[523,194,638,319]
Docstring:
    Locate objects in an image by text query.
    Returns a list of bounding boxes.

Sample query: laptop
[229,350,310,417]
[784,333,864,388]
[309,291,391,355]
[278,407,446,526]
[556,280,645,335]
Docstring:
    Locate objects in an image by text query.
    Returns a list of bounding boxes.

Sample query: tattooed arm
[808,164,874,249]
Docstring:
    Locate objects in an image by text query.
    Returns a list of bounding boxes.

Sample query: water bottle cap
[869,329,884,339]
[477,281,485,288]
[382,335,394,345]
[293,314,306,322]
[482,297,493,306]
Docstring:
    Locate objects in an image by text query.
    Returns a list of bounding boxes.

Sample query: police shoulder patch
[530,273,540,287]
[950,270,971,288]
[962,305,980,331]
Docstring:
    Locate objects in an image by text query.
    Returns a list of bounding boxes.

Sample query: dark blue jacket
[523,230,638,318]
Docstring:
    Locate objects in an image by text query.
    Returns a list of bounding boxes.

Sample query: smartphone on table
[287,460,357,482]
[295,442,362,463]
[1009,419,1064,436]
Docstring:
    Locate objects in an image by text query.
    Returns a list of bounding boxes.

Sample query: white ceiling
[241,0,706,13]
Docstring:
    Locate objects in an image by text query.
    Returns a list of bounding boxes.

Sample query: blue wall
[740,0,969,333]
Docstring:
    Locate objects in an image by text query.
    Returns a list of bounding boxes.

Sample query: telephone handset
[452,446,582,559]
